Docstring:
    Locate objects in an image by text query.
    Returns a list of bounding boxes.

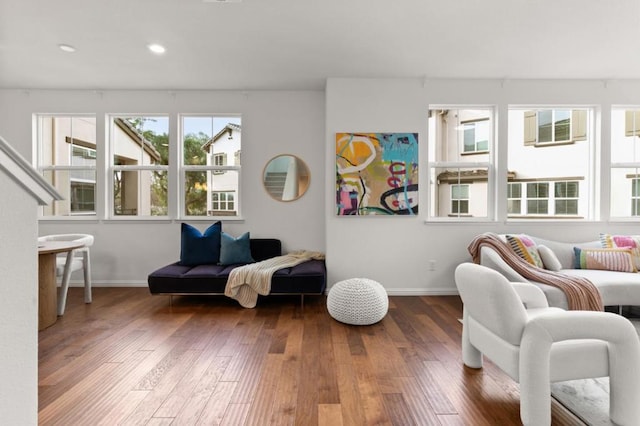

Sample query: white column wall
[0,172,39,425]
[325,78,640,294]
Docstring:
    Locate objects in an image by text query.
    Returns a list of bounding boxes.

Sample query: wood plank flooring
[38,288,583,425]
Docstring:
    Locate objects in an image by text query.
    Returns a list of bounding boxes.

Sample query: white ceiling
[1,0,639,91]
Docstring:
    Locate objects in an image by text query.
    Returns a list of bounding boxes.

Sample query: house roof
[202,123,241,153]
[114,118,162,163]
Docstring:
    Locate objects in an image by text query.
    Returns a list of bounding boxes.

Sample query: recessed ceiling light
[147,44,166,55]
[58,44,76,53]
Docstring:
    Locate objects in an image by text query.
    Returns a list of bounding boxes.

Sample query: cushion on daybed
[219,232,255,265]
[179,222,222,266]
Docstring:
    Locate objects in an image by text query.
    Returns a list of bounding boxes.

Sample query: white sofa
[479,235,640,310]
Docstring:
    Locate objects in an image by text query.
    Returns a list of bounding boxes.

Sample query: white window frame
[427,106,495,222]
[509,106,594,221]
[34,114,97,219]
[179,114,242,220]
[610,107,640,220]
[108,115,169,219]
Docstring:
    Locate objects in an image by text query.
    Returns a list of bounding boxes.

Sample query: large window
[428,107,493,220]
[35,115,97,217]
[611,108,640,219]
[508,107,591,219]
[109,116,168,217]
[181,115,241,218]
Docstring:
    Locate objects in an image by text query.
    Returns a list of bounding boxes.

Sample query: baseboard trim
[66,281,460,296]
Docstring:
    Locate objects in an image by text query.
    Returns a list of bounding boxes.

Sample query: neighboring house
[37,116,161,217]
[430,108,639,219]
[201,123,241,216]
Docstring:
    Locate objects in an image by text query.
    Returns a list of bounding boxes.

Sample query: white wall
[0,89,326,286]
[0,172,38,425]
[326,78,640,294]
[4,80,640,297]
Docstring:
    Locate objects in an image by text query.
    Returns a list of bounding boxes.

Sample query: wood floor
[38,288,583,425]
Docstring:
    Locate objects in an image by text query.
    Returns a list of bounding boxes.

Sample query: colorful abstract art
[336,132,418,215]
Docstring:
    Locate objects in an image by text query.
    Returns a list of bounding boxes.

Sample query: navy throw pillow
[219,232,255,265]
[179,222,222,266]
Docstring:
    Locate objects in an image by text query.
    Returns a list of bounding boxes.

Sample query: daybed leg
[619,305,623,315]
[300,294,304,311]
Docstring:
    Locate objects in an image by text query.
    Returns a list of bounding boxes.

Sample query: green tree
[183,132,210,215]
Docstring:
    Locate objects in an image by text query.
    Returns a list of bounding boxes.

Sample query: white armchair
[37,234,93,315]
[455,262,640,426]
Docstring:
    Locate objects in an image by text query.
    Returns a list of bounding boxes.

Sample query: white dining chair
[37,234,94,315]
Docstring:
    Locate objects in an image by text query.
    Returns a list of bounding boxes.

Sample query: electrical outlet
[429,259,436,271]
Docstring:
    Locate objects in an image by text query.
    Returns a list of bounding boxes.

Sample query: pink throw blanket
[468,232,603,311]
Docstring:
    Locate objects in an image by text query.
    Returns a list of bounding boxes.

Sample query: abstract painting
[336,132,418,215]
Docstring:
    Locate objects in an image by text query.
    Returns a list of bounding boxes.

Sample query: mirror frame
[262,154,311,202]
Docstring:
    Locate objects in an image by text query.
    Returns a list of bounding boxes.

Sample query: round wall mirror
[262,154,310,201]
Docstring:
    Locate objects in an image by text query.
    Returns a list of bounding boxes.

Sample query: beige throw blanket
[468,232,603,311]
[225,250,325,308]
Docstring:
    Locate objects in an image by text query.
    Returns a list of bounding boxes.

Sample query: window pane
[509,108,591,219]
[527,200,548,214]
[554,110,571,142]
[555,199,577,215]
[611,168,640,217]
[112,116,168,166]
[538,110,552,143]
[633,179,640,197]
[463,125,475,152]
[611,109,640,163]
[429,167,487,218]
[184,170,239,217]
[527,182,549,198]
[451,184,469,198]
[507,183,521,198]
[42,169,97,216]
[507,199,521,214]
[633,199,640,216]
[113,170,167,216]
[182,116,241,166]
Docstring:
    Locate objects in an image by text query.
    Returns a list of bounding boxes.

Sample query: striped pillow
[506,234,544,268]
[574,247,636,272]
[600,233,640,269]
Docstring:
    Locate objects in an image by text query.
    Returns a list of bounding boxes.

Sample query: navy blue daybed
[147,239,327,306]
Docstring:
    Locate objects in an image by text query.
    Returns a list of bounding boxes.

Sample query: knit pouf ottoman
[327,278,388,325]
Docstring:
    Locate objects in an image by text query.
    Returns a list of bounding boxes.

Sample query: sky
[139,115,241,138]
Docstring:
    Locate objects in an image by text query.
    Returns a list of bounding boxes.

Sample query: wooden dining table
[37,240,85,330]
